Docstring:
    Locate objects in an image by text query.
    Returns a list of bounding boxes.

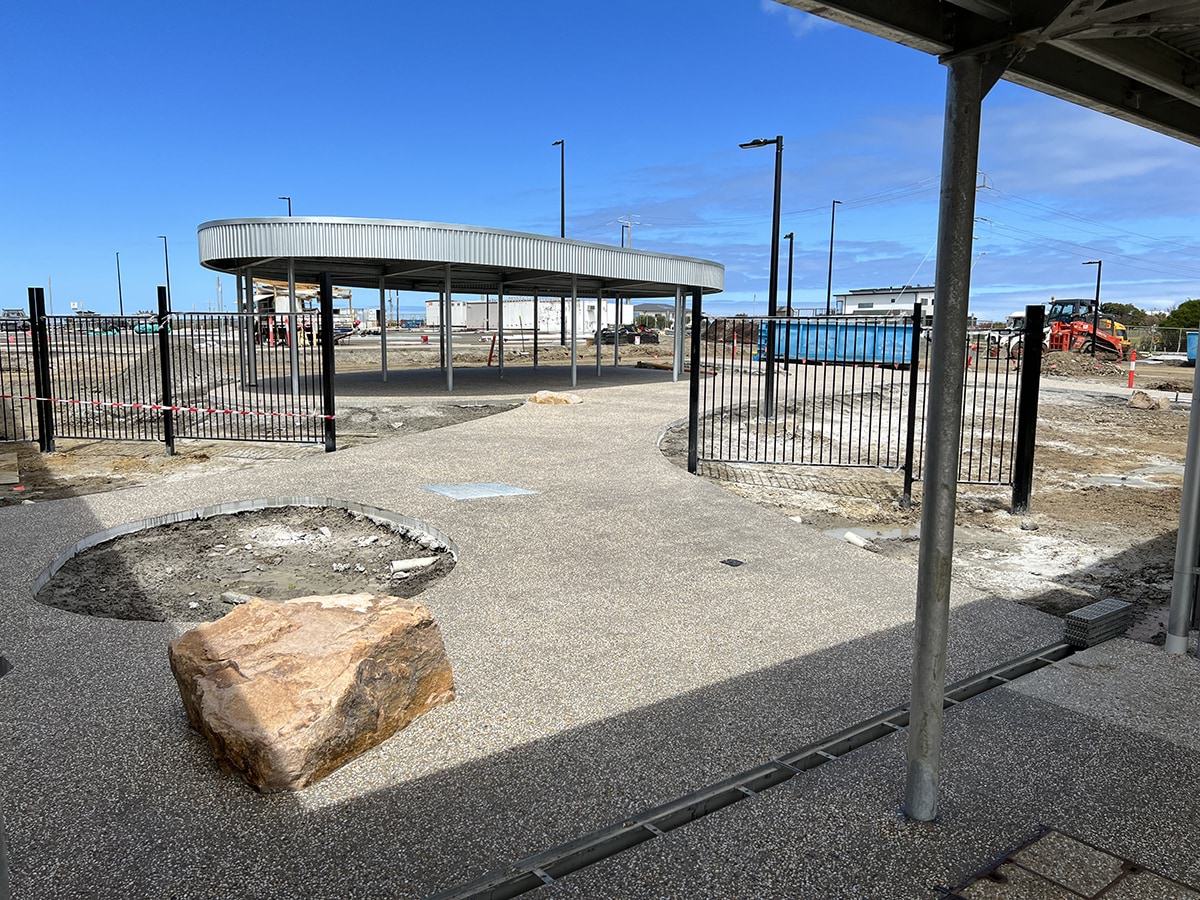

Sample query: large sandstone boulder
[168,593,454,792]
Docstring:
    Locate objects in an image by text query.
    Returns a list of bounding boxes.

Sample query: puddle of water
[1081,474,1167,489]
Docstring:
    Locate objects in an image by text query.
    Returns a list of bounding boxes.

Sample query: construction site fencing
[1123,326,1192,355]
[686,305,1044,509]
[2,287,335,454]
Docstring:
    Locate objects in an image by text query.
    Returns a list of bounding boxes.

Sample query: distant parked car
[133,321,168,334]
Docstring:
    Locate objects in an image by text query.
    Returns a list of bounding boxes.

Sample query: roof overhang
[197,217,724,299]
[778,0,1200,147]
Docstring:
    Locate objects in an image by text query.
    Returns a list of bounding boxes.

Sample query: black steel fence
[0,287,335,453]
[0,324,36,444]
[687,305,1044,508]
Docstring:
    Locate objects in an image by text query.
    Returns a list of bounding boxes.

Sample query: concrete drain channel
[429,640,1079,900]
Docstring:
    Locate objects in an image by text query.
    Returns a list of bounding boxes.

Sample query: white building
[425,296,635,332]
[835,286,935,323]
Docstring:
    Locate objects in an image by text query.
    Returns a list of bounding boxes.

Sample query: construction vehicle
[1045,297,1125,360]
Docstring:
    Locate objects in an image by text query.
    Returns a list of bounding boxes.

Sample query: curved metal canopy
[197,217,724,298]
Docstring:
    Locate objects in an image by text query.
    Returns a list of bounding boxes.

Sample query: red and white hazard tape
[0,393,334,420]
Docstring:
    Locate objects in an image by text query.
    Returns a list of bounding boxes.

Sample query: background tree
[1161,298,1200,329]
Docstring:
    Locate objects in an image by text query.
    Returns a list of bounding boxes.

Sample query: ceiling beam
[1056,35,1200,107]
[1092,0,1192,22]
[943,0,1011,22]
[1069,22,1200,38]
[1009,41,1200,145]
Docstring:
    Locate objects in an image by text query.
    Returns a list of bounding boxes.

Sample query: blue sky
[3,0,1198,320]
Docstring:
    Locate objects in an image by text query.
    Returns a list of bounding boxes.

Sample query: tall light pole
[783,232,794,317]
[1083,259,1102,357]
[278,196,292,216]
[157,235,172,310]
[553,139,566,347]
[115,251,124,316]
[825,199,842,315]
[740,136,784,415]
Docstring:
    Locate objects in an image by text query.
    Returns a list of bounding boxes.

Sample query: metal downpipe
[904,53,984,822]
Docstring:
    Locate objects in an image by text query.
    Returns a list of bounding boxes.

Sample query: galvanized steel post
[378,276,388,382]
[497,281,505,378]
[570,274,578,387]
[595,289,603,376]
[673,285,683,382]
[533,292,540,369]
[904,52,984,822]
[614,294,621,367]
[444,266,454,392]
[245,271,258,387]
[1167,343,1200,655]
[287,257,300,400]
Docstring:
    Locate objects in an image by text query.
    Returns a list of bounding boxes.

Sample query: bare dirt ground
[1,402,516,506]
[36,506,454,622]
[663,354,1194,645]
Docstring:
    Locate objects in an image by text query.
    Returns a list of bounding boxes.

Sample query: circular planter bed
[34,498,456,622]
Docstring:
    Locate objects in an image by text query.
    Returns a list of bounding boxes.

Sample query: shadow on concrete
[0,592,1060,899]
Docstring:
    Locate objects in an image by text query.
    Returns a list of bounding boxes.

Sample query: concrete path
[0,377,1063,898]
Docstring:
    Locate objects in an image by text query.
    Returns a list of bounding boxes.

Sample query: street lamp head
[552,139,563,147]
[833,199,843,206]
[1083,259,1101,265]
[784,232,793,240]
[739,138,774,149]
[157,235,167,240]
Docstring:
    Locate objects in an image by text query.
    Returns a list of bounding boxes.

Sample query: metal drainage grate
[0,656,10,678]
[426,641,1076,900]
[719,559,745,567]
[1064,598,1133,649]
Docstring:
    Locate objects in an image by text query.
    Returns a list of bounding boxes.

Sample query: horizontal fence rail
[688,309,1039,499]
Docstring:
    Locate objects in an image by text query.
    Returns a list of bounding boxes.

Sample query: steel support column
[236,272,246,386]
[595,290,603,376]
[319,272,337,452]
[904,52,985,822]
[533,293,540,369]
[498,281,505,378]
[378,276,388,382]
[444,266,454,392]
[245,270,258,386]
[614,295,621,367]
[673,285,684,382]
[287,257,300,400]
[1166,350,1200,655]
[570,275,578,387]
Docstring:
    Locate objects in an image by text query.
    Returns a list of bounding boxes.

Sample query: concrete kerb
[28,496,459,600]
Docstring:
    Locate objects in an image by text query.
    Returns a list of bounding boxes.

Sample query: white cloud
[759,0,833,39]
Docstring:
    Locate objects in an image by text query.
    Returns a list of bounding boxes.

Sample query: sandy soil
[663,361,1192,646]
[1,403,516,506]
[36,507,454,622]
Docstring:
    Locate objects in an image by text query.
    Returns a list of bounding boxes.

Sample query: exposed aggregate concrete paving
[0,376,1078,898]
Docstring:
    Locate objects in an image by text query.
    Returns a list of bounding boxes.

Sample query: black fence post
[1011,303,1045,513]
[157,286,175,456]
[902,303,923,508]
[320,272,337,453]
[687,287,703,474]
[28,287,54,453]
